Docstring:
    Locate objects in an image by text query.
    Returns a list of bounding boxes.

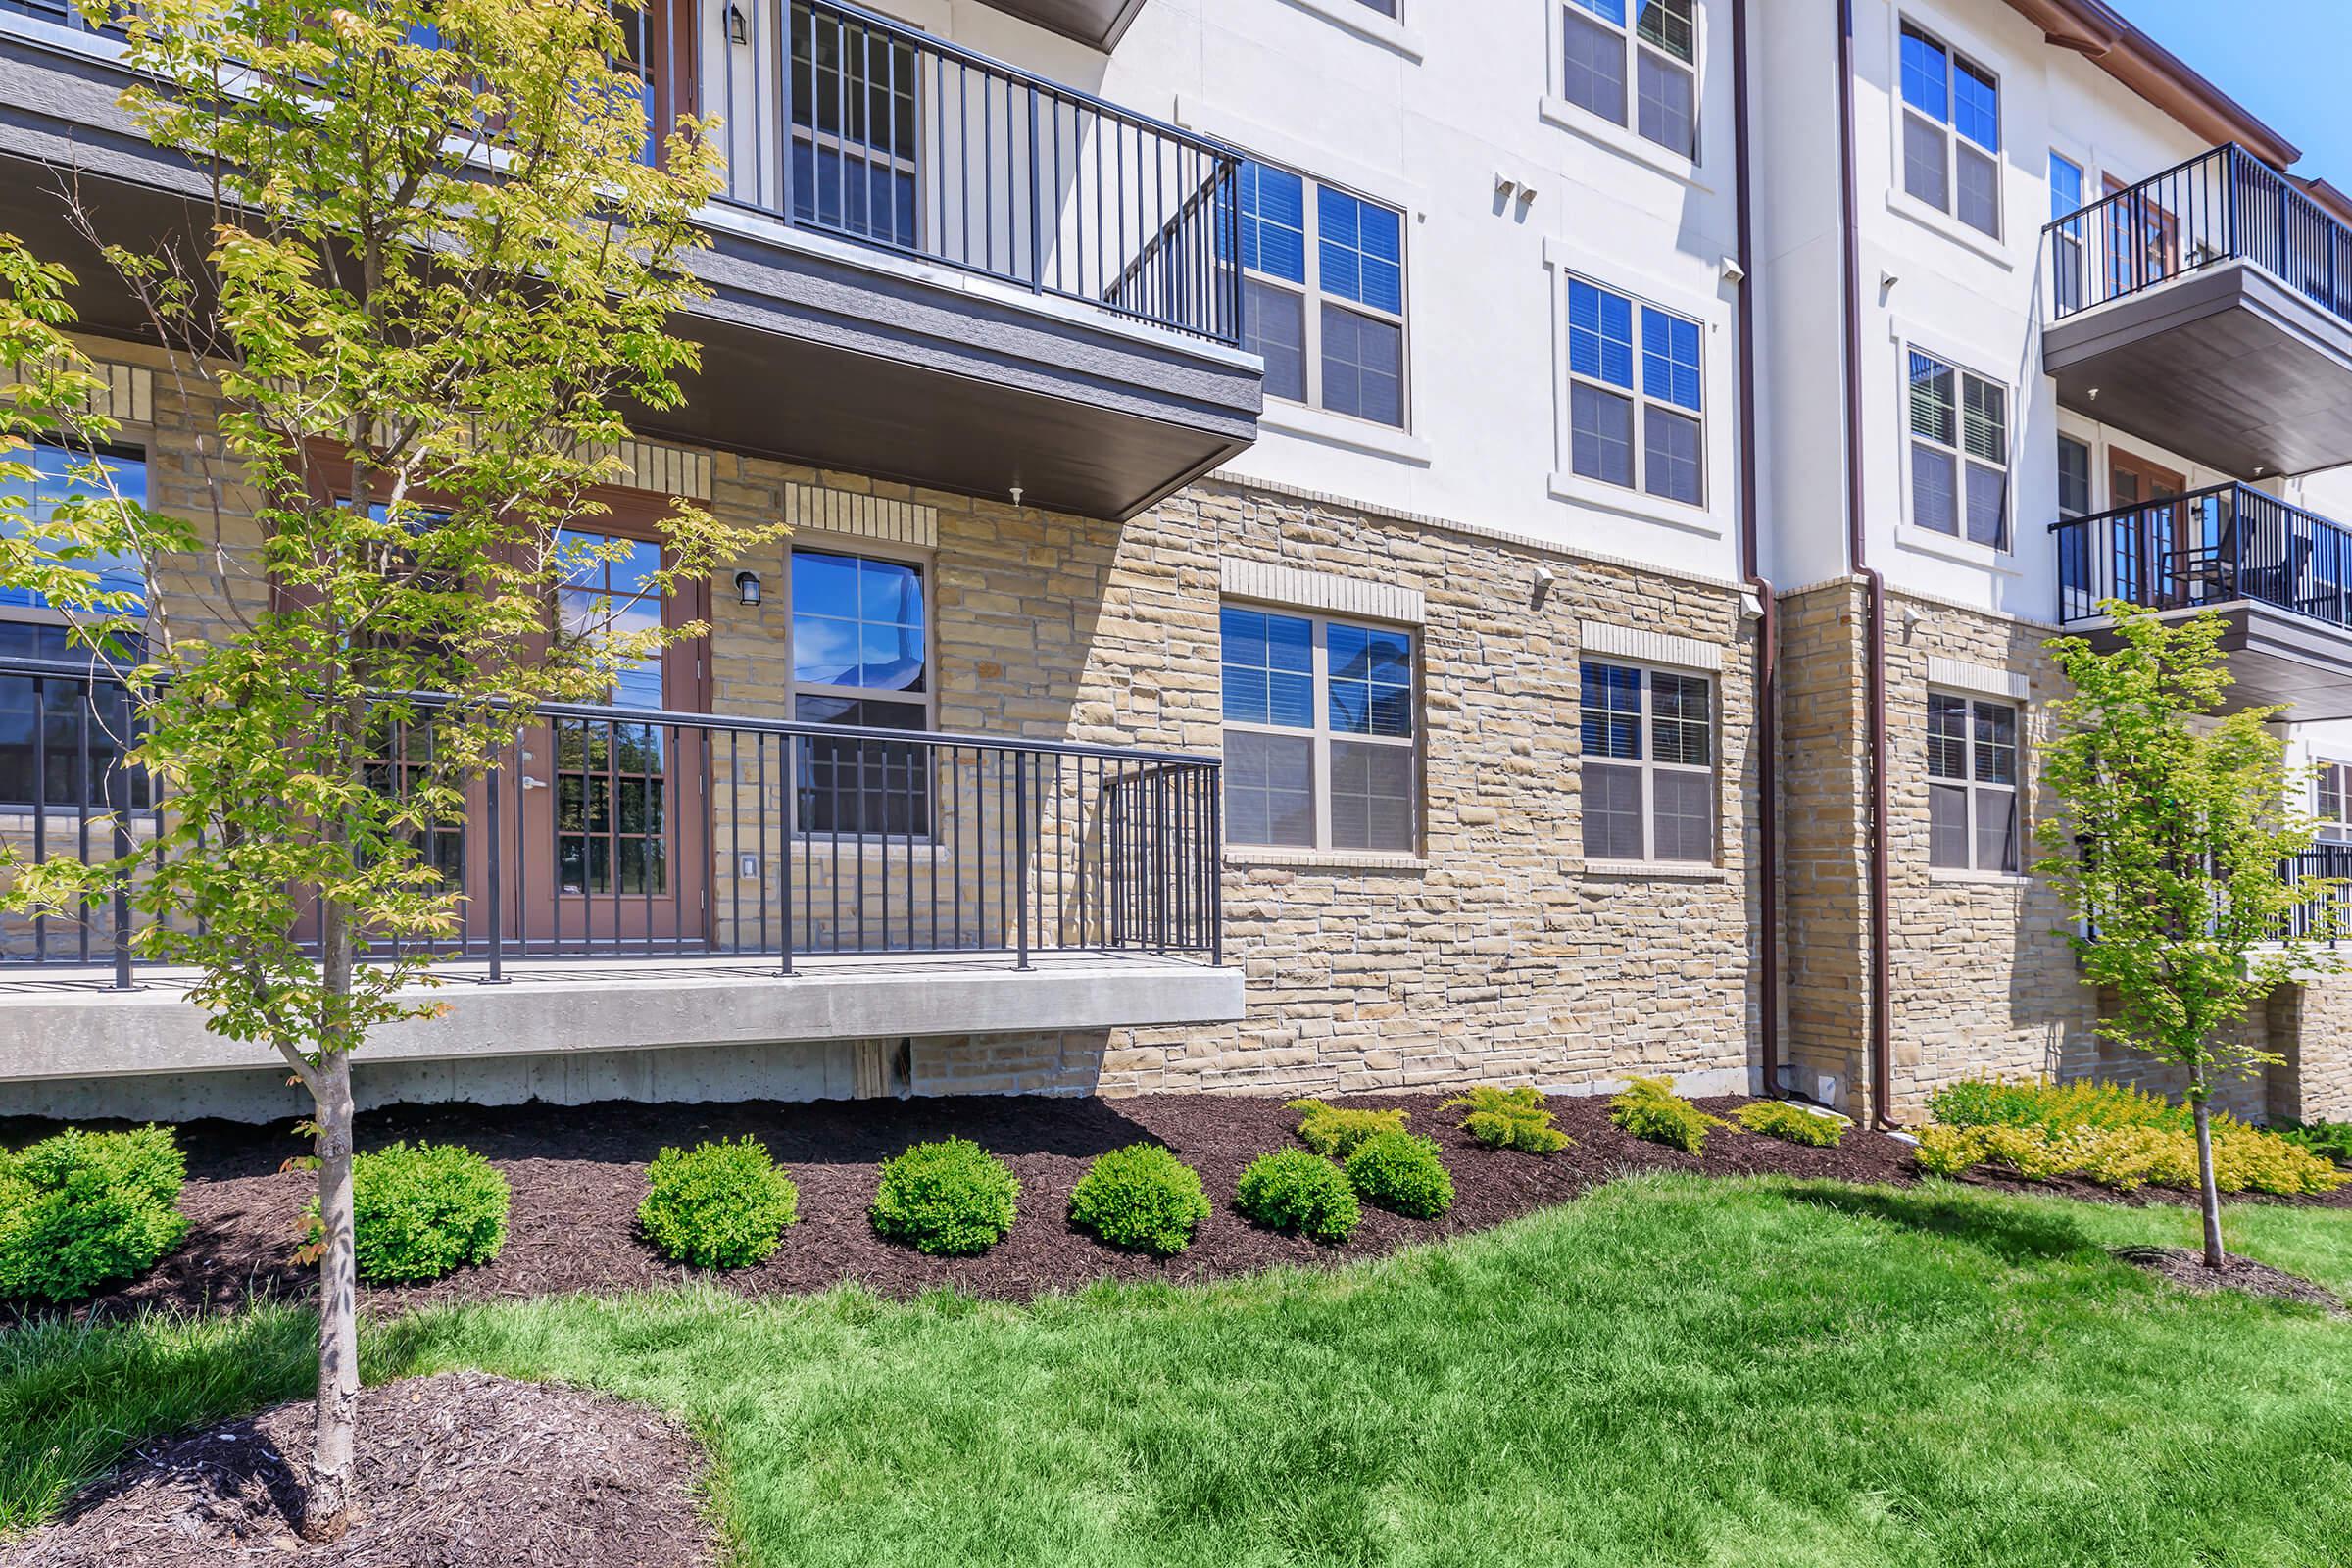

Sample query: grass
[7,1176,2352,1564]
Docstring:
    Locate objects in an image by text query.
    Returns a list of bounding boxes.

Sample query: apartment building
[0,0,2344,1128]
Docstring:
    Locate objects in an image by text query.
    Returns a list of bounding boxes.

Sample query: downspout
[1730,0,1780,1098]
[1836,0,1899,1127]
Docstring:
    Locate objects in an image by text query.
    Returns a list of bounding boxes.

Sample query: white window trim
[781,537,939,841]
[1558,272,1710,517]
[1888,14,2008,253]
[1927,688,2022,876]
[1578,656,1719,866]
[1219,603,1421,856]
[1899,337,2014,557]
[2316,759,2352,844]
[1236,159,1413,435]
[0,434,154,629]
[1543,0,1705,175]
[1276,0,1426,60]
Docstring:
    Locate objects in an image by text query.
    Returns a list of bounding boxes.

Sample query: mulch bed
[3,1090,2346,1325]
[5,1370,716,1568]
[2112,1246,2348,1315]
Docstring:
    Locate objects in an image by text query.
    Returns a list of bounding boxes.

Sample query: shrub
[1343,1131,1454,1219]
[1067,1144,1211,1256]
[1442,1086,1571,1154]
[2275,1119,2352,1168]
[1973,1126,2079,1183]
[638,1137,800,1269]
[324,1142,509,1284]
[1913,1125,1982,1178]
[1235,1149,1360,1244]
[1286,1099,1409,1159]
[870,1138,1020,1256]
[1912,1120,2345,1197]
[1926,1075,2194,1135]
[0,1126,188,1303]
[1734,1100,1845,1148]
[1607,1076,1731,1155]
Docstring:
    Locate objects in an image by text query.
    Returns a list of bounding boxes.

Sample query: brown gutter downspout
[1730,0,1780,1098]
[1836,0,1898,1128]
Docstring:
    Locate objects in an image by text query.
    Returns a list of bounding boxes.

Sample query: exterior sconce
[735,570,762,607]
[726,4,750,44]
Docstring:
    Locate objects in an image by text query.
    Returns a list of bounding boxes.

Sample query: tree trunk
[304,899,362,1542]
[2189,1071,2226,1271]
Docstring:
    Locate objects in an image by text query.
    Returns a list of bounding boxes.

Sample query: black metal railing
[2282,845,2352,942]
[2051,482,2352,628]
[0,655,1224,983]
[621,0,1243,343]
[2046,143,2352,325]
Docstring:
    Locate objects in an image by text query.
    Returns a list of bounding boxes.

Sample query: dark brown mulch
[5,1370,716,1568]
[2112,1245,2347,1314]
[2,1090,2343,1325]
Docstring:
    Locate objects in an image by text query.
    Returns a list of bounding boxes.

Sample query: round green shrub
[1067,1144,1210,1256]
[1343,1130,1454,1219]
[870,1138,1020,1256]
[639,1136,800,1269]
[0,1125,189,1303]
[1234,1148,1359,1244]
[331,1141,509,1284]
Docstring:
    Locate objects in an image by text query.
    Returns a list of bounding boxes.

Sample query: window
[0,441,147,614]
[1559,0,1698,159]
[1567,280,1705,506]
[2057,434,2091,518]
[1900,23,1999,238]
[1352,0,1398,12]
[1229,161,1406,428]
[1908,350,2007,548]
[554,530,670,895]
[1221,605,1416,853]
[2318,762,2352,844]
[788,1,919,245]
[2049,152,2086,312]
[789,547,931,837]
[1928,692,2018,871]
[1580,661,1714,862]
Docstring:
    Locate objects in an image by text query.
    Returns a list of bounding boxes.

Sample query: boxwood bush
[1343,1130,1454,1219]
[2277,1118,2352,1168]
[1442,1085,1571,1153]
[1734,1101,1845,1148]
[0,1125,188,1303]
[639,1136,800,1269]
[1235,1148,1359,1244]
[332,1141,509,1284]
[1067,1144,1210,1256]
[870,1138,1020,1256]
[1285,1099,1409,1159]
[1607,1076,1731,1155]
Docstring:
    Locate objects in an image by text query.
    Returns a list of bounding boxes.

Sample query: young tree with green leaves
[2035,602,2340,1271]
[0,0,778,1536]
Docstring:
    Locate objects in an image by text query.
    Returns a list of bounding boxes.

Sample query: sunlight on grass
[6,1176,2350,1565]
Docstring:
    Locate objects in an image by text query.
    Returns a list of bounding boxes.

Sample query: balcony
[0,657,1240,1086]
[2050,483,2352,717]
[2043,145,2352,478]
[0,0,1258,519]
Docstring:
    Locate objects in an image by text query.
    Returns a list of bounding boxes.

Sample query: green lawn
[7,1175,2352,1566]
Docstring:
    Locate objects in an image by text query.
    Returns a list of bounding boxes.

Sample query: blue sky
[2117,0,2352,182]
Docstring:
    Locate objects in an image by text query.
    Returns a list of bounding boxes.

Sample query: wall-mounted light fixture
[735,570,762,607]
[726,4,750,44]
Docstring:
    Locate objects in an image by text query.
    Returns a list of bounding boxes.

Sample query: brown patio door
[2109,450,2188,605]
[510,520,711,956]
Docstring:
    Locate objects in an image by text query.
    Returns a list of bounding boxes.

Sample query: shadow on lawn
[1772,1179,2116,1267]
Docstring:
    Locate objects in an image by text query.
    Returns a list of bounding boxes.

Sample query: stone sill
[1927,869,2033,889]
[1224,847,1430,873]
[1579,858,1728,882]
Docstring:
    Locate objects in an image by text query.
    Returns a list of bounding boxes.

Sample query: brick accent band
[1578,619,1725,672]
[1217,557,1426,624]
[784,484,940,549]
[1925,655,2031,700]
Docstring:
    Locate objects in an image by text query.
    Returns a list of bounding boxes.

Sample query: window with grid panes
[2318,761,2352,844]
[1908,350,2008,548]
[1928,692,2018,871]
[1900,23,2000,237]
[1560,0,1698,159]
[1228,161,1407,428]
[1568,279,1705,505]
[789,546,931,838]
[1580,660,1714,862]
[1221,605,1417,853]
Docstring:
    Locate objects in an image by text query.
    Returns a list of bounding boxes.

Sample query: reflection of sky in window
[0,442,147,612]
[1581,661,1642,760]
[1569,282,1637,390]
[792,550,926,693]
[1327,622,1412,737]
[557,529,664,710]
[1900,28,1947,119]
[1219,606,1313,728]
[1227,161,1306,282]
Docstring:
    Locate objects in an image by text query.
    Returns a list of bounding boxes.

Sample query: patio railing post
[1014,749,1031,970]
[109,742,132,991]
[484,757,507,985]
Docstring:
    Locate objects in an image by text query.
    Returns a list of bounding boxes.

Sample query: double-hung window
[1928,692,2018,871]
[2049,153,2087,312]
[1559,0,1698,159]
[1908,350,2007,548]
[1231,160,1407,428]
[1900,23,2000,238]
[2318,762,2352,844]
[1568,280,1704,506]
[1580,660,1714,862]
[2057,433,2091,518]
[1221,605,1417,853]
[789,546,931,837]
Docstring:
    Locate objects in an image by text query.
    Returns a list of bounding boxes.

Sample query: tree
[0,0,778,1537]
[2035,602,2340,1270]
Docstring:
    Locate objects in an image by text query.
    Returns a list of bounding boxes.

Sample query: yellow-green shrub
[1913,1125,1982,1178]
[1914,1119,2344,1197]
[1734,1101,1844,1148]
[1607,1077,1731,1155]
[1927,1075,2194,1134]
[1286,1100,1409,1159]
[1442,1086,1571,1154]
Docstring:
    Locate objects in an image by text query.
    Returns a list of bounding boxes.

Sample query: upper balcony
[0,0,1257,519]
[2043,145,2352,480]
[2051,482,2352,718]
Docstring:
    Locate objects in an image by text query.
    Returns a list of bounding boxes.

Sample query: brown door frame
[2108,447,2191,606]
